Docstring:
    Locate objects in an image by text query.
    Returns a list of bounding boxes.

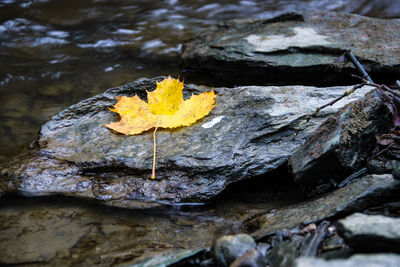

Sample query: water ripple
[0,0,399,162]
[77,39,130,48]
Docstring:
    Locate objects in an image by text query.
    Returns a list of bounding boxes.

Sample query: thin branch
[313,84,366,114]
[352,74,400,99]
[375,142,394,158]
[292,83,366,140]
[345,50,373,83]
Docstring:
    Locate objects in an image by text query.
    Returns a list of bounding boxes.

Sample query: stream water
[1,0,400,164]
[1,0,400,265]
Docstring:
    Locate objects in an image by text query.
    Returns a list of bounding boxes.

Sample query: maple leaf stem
[151,127,158,179]
[105,77,216,181]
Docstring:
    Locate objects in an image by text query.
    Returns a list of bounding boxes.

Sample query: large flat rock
[181,11,400,86]
[1,77,375,208]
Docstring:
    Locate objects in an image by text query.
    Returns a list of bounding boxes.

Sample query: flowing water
[0,0,400,265]
[1,0,400,164]
[0,172,302,265]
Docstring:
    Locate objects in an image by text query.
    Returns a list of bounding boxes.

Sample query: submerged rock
[230,248,266,267]
[129,249,204,267]
[248,174,400,240]
[392,161,400,180]
[268,221,332,267]
[1,77,375,208]
[181,11,400,86]
[213,234,257,267]
[0,197,223,266]
[268,238,304,267]
[289,90,392,187]
[293,253,400,267]
[337,213,400,253]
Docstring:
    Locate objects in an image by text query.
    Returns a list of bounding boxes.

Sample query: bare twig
[293,51,400,187]
[375,142,394,158]
[292,83,366,140]
[314,84,366,113]
[349,58,400,161]
[345,50,374,83]
[382,84,400,98]
[352,74,400,98]
[293,50,400,166]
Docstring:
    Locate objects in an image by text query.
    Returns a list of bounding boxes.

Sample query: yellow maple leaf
[104,76,216,179]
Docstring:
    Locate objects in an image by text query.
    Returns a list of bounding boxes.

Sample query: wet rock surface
[289,90,392,187]
[212,234,257,266]
[230,248,266,267]
[0,197,225,266]
[337,213,400,253]
[128,249,204,267]
[293,253,400,267]
[1,77,375,208]
[268,237,304,267]
[266,221,349,267]
[172,174,400,266]
[0,175,304,266]
[181,11,400,86]
[247,174,400,240]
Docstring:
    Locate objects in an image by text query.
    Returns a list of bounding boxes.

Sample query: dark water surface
[0,171,301,265]
[1,0,400,164]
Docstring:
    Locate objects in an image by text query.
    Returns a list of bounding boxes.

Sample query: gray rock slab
[248,174,400,240]
[289,90,392,186]
[337,213,400,252]
[294,254,400,267]
[1,77,375,208]
[181,11,400,86]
